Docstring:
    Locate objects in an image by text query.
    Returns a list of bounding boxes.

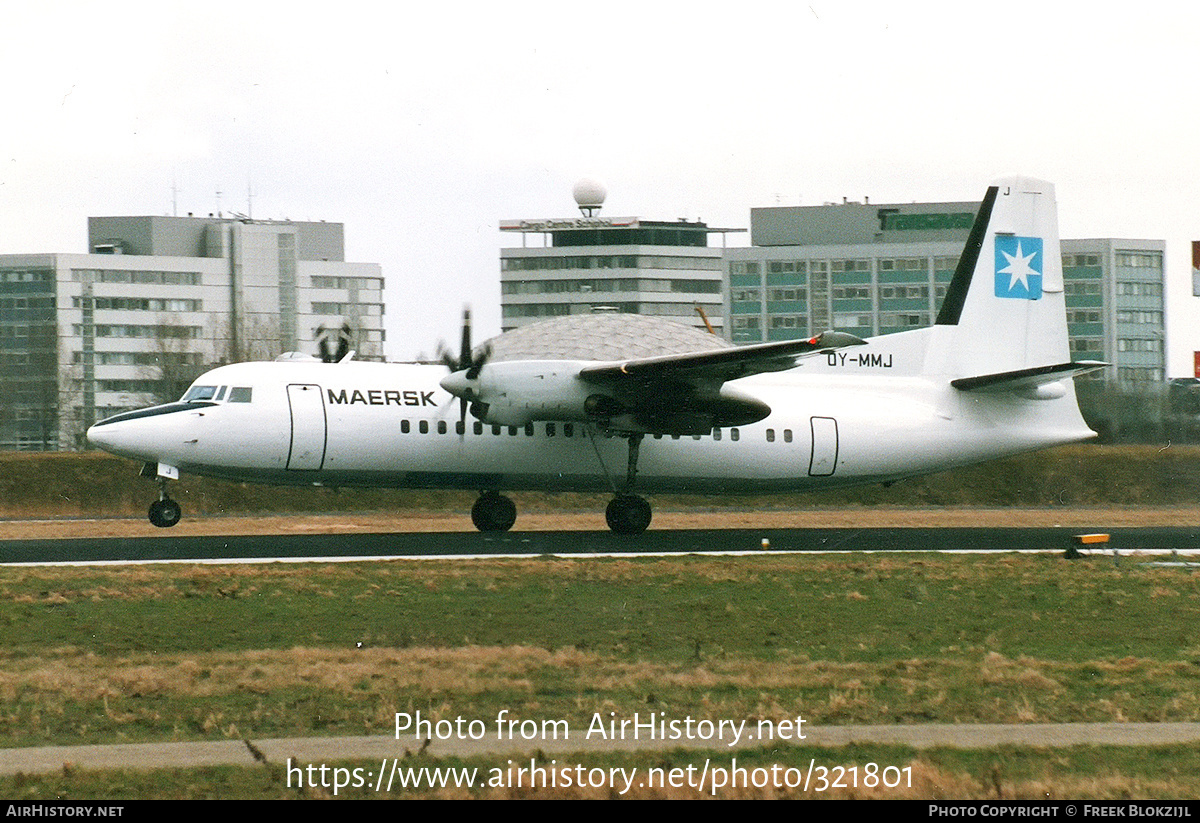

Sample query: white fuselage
[86,351,1093,496]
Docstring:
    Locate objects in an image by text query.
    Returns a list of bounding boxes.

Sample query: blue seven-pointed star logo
[994,235,1043,300]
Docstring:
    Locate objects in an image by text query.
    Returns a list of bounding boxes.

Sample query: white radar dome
[572,178,607,212]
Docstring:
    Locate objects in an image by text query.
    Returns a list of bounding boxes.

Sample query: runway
[4,525,1200,564]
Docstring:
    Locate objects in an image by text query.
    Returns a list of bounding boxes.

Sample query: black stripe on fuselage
[90,401,217,427]
[934,185,999,326]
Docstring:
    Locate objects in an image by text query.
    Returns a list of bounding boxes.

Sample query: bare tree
[140,317,210,406]
[212,314,285,365]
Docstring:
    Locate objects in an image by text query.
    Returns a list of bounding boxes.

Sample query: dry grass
[6,643,1200,733]
[5,505,1200,540]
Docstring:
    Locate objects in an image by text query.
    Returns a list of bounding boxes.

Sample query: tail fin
[931,177,1081,381]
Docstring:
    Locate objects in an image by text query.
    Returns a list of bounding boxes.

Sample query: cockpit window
[228,387,253,403]
[214,386,227,401]
[182,385,218,402]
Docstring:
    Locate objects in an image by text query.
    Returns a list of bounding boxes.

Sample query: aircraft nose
[86,422,115,451]
[86,417,157,461]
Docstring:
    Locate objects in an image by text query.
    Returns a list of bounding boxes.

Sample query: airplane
[86,176,1104,535]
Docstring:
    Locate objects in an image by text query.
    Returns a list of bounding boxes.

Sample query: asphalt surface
[3,526,1200,564]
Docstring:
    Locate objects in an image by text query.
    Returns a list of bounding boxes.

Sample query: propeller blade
[316,324,333,363]
[466,342,492,380]
[459,308,472,371]
[436,343,458,371]
[334,322,352,362]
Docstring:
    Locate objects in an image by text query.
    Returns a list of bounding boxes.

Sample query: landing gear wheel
[471,492,517,532]
[605,494,652,535]
[148,498,182,528]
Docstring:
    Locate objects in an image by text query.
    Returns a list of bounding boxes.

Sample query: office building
[500,182,741,335]
[0,214,384,450]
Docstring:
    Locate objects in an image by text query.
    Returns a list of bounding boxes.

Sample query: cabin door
[808,416,839,477]
[286,383,327,471]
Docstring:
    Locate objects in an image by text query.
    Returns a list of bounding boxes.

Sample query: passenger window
[731,428,740,442]
[401,420,410,434]
[474,422,483,435]
[766,429,775,443]
[713,429,722,441]
[228,387,253,403]
[563,423,574,438]
[455,421,464,435]
[508,426,517,436]
[419,420,429,434]
[546,423,555,437]
[493,425,502,435]
[784,429,793,443]
[525,423,534,436]
[437,421,447,434]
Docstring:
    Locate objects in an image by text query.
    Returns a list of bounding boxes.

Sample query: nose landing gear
[147,473,182,528]
[148,496,182,528]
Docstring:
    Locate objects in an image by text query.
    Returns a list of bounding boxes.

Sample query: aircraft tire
[605,494,652,535]
[471,492,516,532]
[148,498,182,528]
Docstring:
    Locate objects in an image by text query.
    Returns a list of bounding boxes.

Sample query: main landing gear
[604,432,652,535]
[468,431,653,535]
[605,494,651,535]
[471,490,517,532]
[148,477,182,528]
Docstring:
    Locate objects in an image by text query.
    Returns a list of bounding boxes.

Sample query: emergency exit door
[286,384,327,470]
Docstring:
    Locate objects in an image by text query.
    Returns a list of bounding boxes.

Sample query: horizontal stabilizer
[951,360,1107,394]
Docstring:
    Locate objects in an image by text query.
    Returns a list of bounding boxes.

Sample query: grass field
[2,551,1200,798]
[4,444,1200,798]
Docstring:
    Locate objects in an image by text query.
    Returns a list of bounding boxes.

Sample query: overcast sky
[3,1,1198,374]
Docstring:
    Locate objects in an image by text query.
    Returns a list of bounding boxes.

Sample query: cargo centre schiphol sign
[500,217,640,231]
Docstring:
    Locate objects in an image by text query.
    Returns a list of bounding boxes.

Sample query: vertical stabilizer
[929,177,1070,379]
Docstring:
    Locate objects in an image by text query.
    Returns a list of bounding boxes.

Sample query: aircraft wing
[442,330,866,435]
[578,331,866,386]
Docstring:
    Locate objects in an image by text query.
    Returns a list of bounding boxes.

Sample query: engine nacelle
[442,360,599,427]
[441,360,774,434]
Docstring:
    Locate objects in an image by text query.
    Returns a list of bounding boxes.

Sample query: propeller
[317,323,354,364]
[437,308,492,425]
[318,325,331,363]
